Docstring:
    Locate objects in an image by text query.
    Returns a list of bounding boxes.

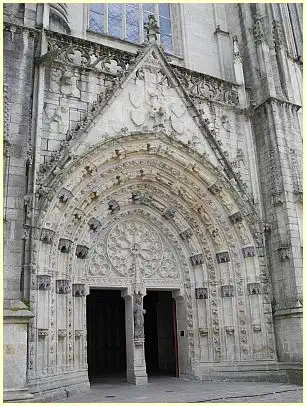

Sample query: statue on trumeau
[134,293,146,339]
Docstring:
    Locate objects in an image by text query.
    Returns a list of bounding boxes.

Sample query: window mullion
[122,5,126,40]
[156,5,161,46]
[105,4,108,35]
[140,5,144,43]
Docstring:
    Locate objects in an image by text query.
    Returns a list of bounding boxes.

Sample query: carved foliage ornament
[41,228,55,244]
[173,65,239,107]
[37,275,51,291]
[72,284,86,297]
[56,279,71,294]
[45,31,134,74]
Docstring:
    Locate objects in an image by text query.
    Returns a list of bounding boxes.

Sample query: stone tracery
[30,131,275,380]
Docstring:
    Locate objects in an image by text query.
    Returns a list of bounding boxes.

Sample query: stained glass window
[89,4,104,33]
[126,5,140,42]
[108,4,122,38]
[88,3,173,53]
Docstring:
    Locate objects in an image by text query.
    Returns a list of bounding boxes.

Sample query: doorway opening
[86,289,126,382]
[144,290,178,377]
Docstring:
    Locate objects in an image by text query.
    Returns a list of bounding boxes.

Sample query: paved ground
[58,376,303,403]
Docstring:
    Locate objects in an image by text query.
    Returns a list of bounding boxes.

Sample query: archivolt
[31,133,274,362]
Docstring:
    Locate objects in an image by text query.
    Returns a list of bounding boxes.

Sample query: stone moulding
[40,228,55,244]
[190,253,204,266]
[37,275,51,291]
[195,287,208,299]
[58,238,73,253]
[56,279,71,294]
[172,65,240,107]
[242,246,256,257]
[72,284,86,297]
[216,251,230,263]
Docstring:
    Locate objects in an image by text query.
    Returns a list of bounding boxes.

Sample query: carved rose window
[88,3,173,53]
[89,218,179,279]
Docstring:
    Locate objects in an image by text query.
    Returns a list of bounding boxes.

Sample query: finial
[144,15,160,43]
[233,36,242,63]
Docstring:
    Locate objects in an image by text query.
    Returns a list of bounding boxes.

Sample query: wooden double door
[86,289,178,379]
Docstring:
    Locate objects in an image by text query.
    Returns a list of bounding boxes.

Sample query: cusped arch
[31,132,275,373]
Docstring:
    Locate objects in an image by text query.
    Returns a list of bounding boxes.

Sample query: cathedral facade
[3,3,302,402]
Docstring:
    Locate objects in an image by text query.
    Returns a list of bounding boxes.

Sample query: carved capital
[108,199,120,214]
[221,285,234,297]
[190,253,204,266]
[56,279,71,294]
[58,188,73,203]
[162,206,176,220]
[229,211,243,224]
[179,228,193,240]
[38,329,48,337]
[88,217,102,231]
[58,329,67,338]
[225,326,235,335]
[208,182,222,195]
[37,275,51,291]
[242,246,256,258]
[247,283,261,295]
[40,228,55,244]
[75,245,89,259]
[195,287,208,299]
[58,238,73,253]
[199,327,208,337]
[216,251,230,263]
[72,284,86,297]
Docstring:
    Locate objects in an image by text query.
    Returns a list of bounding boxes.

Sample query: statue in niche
[134,293,146,339]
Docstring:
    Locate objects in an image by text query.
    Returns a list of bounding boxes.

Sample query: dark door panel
[87,290,126,377]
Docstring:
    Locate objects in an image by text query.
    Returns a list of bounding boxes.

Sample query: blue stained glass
[108,4,122,38]
[161,34,172,53]
[158,4,170,18]
[89,11,104,33]
[142,3,155,13]
[143,11,151,23]
[126,6,139,42]
[90,4,104,14]
[160,17,171,35]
